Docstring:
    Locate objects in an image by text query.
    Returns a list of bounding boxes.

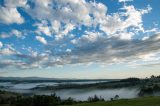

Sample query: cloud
[0,48,15,56]
[100,5,152,39]
[0,33,10,38]
[0,42,3,48]
[27,0,151,41]
[24,0,106,39]
[0,29,24,38]
[0,0,159,70]
[0,46,17,55]
[19,0,151,40]
[0,7,24,24]
[11,29,23,38]
[0,0,27,24]
[138,53,159,61]
[4,0,27,8]
[118,0,133,2]
[34,21,52,37]
[44,33,160,67]
[35,36,48,45]
[0,33,159,69]
[26,0,92,25]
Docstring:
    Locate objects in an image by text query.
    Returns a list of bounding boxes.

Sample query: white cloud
[0,48,16,55]
[0,0,159,69]
[0,29,24,38]
[25,0,152,41]
[71,39,77,44]
[0,33,10,38]
[51,20,61,33]
[115,31,134,40]
[34,21,52,37]
[122,5,151,31]
[4,0,27,8]
[0,7,24,24]
[35,36,47,45]
[140,5,152,14]
[153,34,160,40]
[25,0,105,38]
[82,31,101,42]
[118,0,133,2]
[0,42,3,48]
[144,28,158,33]
[61,24,75,35]
[45,33,160,67]
[100,14,122,35]
[99,4,152,40]
[138,53,158,61]
[66,49,72,53]
[142,36,149,41]
[11,29,22,38]
[25,0,53,20]
[0,0,27,24]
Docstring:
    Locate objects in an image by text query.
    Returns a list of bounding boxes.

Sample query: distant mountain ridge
[0,76,117,82]
[0,76,71,81]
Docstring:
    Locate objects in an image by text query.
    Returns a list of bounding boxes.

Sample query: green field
[68,96,160,106]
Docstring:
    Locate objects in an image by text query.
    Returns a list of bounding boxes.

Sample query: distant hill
[0,76,61,81]
[0,76,117,82]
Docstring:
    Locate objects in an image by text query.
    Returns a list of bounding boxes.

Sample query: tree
[114,95,119,100]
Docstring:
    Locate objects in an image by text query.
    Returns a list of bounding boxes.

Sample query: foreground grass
[67,96,160,106]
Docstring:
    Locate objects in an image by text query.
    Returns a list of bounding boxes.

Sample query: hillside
[68,96,160,106]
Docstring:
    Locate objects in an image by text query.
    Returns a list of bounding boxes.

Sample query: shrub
[88,95,104,102]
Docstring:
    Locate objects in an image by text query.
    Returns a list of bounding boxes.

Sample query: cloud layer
[0,0,160,69]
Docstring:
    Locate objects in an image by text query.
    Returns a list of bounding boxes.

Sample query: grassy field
[68,96,160,106]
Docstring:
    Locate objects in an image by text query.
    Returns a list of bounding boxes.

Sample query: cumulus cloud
[0,33,10,38]
[4,0,27,8]
[100,5,152,39]
[26,0,151,40]
[34,21,52,37]
[11,29,23,38]
[0,29,24,38]
[0,0,159,69]
[0,7,24,24]
[26,0,92,25]
[119,0,133,2]
[25,0,106,39]
[3,0,150,40]
[35,36,48,45]
[0,42,3,48]
[0,0,27,24]
[0,48,16,56]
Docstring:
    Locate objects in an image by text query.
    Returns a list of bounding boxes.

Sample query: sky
[0,0,160,79]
